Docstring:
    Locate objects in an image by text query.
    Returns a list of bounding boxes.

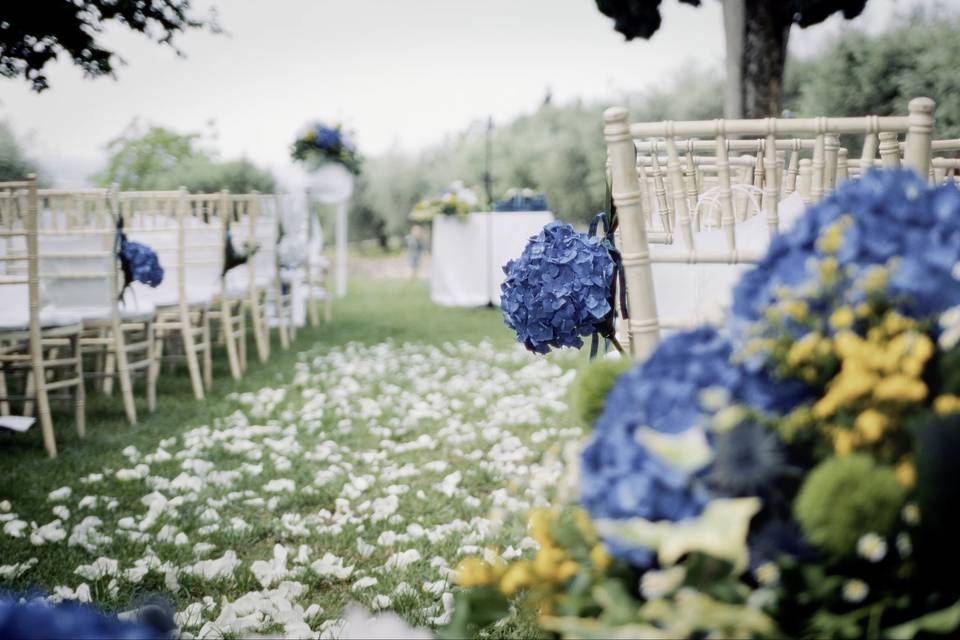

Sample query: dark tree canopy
[0,1,216,92]
[594,0,867,41]
[594,0,870,117]
[595,0,701,40]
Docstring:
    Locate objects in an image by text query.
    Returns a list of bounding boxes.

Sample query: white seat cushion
[129,282,215,309]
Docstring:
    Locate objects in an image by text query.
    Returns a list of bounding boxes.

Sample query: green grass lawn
[0,279,587,638]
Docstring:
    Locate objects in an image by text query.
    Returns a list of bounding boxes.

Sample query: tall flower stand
[308,164,354,298]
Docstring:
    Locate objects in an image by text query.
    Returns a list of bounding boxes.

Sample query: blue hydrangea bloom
[732,169,960,324]
[313,125,343,150]
[580,326,806,566]
[120,239,164,288]
[0,596,162,639]
[500,221,615,354]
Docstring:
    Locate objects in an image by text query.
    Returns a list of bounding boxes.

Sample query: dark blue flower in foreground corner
[579,326,806,566]
[500,221,615,354]
[732,169,960,324]
[0,596,162,640]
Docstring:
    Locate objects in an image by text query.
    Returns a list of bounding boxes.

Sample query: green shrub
[569,356,633,426]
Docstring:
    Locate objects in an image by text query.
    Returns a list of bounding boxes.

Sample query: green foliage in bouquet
[793,455,904,555]
[569,357,632,426]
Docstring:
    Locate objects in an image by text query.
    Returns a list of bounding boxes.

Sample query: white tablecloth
[431,211,555,307]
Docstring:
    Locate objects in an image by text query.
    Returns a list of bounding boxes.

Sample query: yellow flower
[456,557,495,588]
[528,508,553,547]
[854,409,889,444]
[786,332,822,367]
[830,307,855,331]
[783,300,808,322]
[533,546,566,581]
[819,257,840,283]
[499,560,533,595]
[882,310,915,336]
[895,459,916,489]
[557,560,580,582]
[573,509,597,545]
[831,428,857,456]
[590,544,611,572]
[874,375,928,403]
[934,394,960,415]
[862,266,890,295]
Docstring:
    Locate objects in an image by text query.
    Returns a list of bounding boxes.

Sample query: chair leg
[23,371,34,417]
[275,280,290,351]
[324,275,333,323]
[102,346,116,395]
[72,333,86,439]
[113,323,137,426]
[222,299,242,380]
[201,310,213,392]
[238,302,248,373]
[0,369,9,416]
[250,288,269,363]
[180,308,206,401]
[149,322,163,411]
[145,320,157,414]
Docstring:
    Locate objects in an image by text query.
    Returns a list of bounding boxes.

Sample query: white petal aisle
[0,340,581,638]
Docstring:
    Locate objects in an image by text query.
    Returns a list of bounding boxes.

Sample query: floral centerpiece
[449,170,960,639]
[409,182,480,222]
[290,122,361,175]
[493,188,549,212]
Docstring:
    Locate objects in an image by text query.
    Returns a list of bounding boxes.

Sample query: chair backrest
[0,178,40,329]
[183,192,225,297]
[36,189,117,311]
[118,190,182,305]
[605,97,936,358]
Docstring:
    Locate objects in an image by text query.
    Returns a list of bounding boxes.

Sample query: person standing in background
[406,224,425,279]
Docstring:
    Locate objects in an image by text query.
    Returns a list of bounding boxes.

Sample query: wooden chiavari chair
[0,177,84,457]
[604,97,936,358]
[36,188,158,425]
[258,194,294,350]
[222,193,273,364]
[120,190,213,400]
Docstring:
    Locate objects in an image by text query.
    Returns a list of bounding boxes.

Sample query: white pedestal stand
[309,164,354,298]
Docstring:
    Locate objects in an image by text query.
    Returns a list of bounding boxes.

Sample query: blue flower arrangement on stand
[290,122,361,175]
[500,219,623,354]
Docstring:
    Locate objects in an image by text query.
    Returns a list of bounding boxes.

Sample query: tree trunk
[722,0,745,120]
[742,0,792,118]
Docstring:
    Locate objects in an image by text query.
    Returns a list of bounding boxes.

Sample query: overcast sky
[0,0,941,188]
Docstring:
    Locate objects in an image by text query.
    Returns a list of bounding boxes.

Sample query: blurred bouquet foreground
[447,170,960,639]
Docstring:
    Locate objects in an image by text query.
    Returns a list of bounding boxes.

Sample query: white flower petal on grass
[52,506,70,521]
[0,500,10,512]
[0,557,37,580]
[250,544,289,588]
[75,556,119,581]
[393,582,415,597]
[435,471,462,497]
[193,542,217,557]
[30,519,66,545]
[311,553,354,580]
[338,605,432,639]
[356,539,375,558]
[116,464,149,481]
[4,519,28,538]
[264,478,295,493]
[50,583,92,604]
[422,579,446,595]
[384,549,421,571]
[47,487,71,502]
[352,576,378,591]
[190,550,240,580]
[371,595,392,610]
[175,602,205,629]
[427,592,455,626]
[376,531,397,547]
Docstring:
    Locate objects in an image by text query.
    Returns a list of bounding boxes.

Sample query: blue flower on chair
[500,221,615,354]
[119,238,163,288]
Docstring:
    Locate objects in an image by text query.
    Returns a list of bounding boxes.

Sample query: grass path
[0,280,587,638]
